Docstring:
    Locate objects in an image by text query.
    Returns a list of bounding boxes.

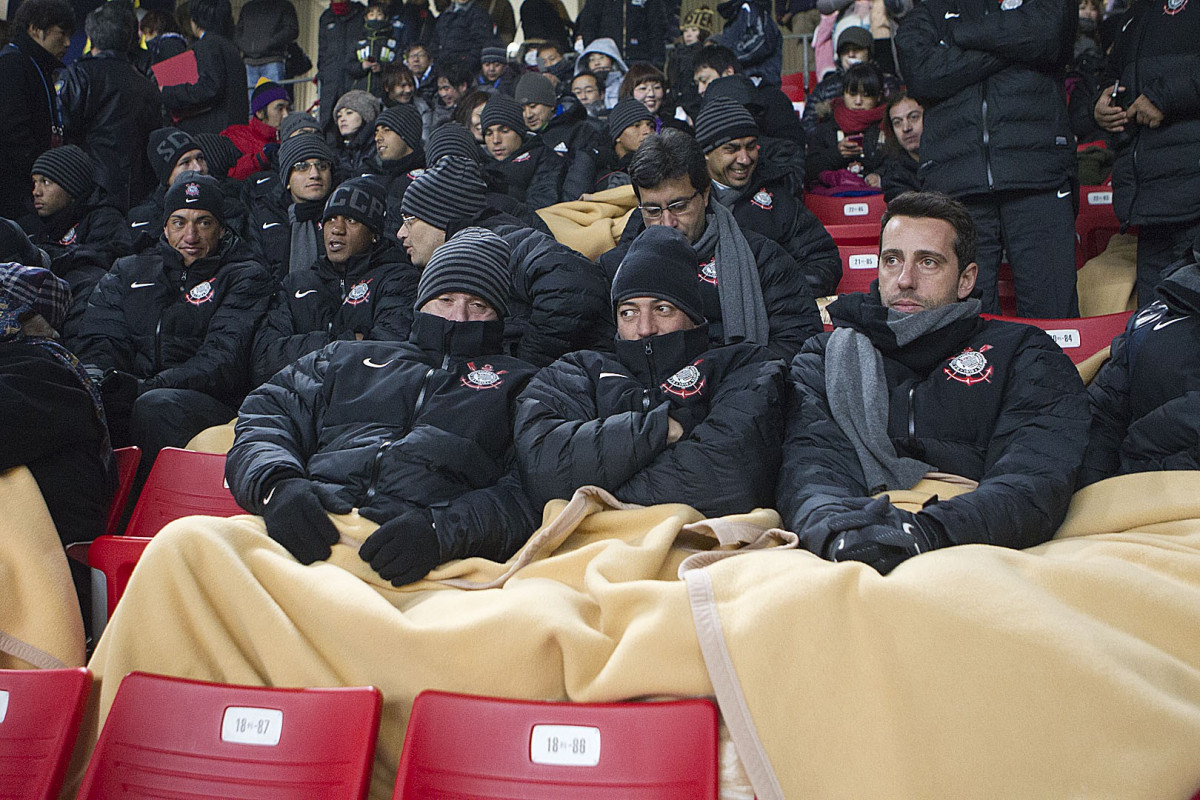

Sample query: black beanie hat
[416,227,511,317]
[608,97,655,142]
[163,172,225,224]
[694,96,759,154]
[278,133,336,182]
[514,72,557,108]
[195,133,243,178]
[401,156,488,230]
[375,104,424,151]
[279,112,319,140]
[322,176,387,233]
[426,123,485,165]
[479,94,526,136]
[480,46,507,64]
[147,128,201,185]
[31,145,96,200]
[703,75,755,107]
[611,226,706,324]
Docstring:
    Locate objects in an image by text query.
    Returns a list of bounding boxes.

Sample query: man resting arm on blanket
[777,192,1090,574]
[227,228,540,585]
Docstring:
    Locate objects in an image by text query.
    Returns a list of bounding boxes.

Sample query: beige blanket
[535,185,637,260]
[65,475,1200,799]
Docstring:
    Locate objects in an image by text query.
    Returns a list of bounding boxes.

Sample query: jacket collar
[613,325,712,385]
[407,311,505,359]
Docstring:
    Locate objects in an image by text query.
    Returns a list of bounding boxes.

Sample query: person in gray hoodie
[574,38,629,110]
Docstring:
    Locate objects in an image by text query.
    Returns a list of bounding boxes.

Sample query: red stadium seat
[804,192,886,228]
[393,691,719,799]
[0,667,91,800]
[87,535,153,630]
[77,672,381,800]
[836,244,879,295]
[124,447,244,538]
[104,446,141,536]
[781,71,806,103]
[981,311,1133,364]
[1076,184,1121,267]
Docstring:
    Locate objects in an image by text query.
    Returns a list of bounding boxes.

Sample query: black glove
[359,507,440,586]
[822,496,950,574]
[261,478,341,565]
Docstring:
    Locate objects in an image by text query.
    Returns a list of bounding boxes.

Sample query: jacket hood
[575,38,629,76]
[1158,261,1200,316]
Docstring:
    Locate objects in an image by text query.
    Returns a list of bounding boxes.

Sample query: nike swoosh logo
[131,221,149,227]
[1153,317,1186,331]
[598,372,627,379]
[903,521,922,552]
[944,11,959,17]
[256,177,271,184]
[1057,189,1071,198]
[294,289,317,298]
[363,357,393,368]
[185,197,198,203]
[130,281,155,289]
[263,222,282,229]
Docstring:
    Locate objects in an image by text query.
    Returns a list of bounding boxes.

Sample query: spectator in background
[593,97,655,191]
[390,0,437,53]
[0,0,74,220]
[317,0,367,124]
[59,1,162,212]
[161,0,250,136]
[517,72,600,199]
[692,44,805,147]
[365,104,427,236]
[571,71,608,122]
[432,57,476,134]
[521,0,574,53]
[667,6,714,118]
[434,0,497,65]
[140,10,188,64]
[235,0,299,91]
[620,63,690,132]
[483,0,518,46]
[804,61,887,191]
[221,79,291,180]
[713,0,783,86]
[351,0,403,97]
[870,93,922,200]
[405,41,437,101]
[575,38,630,109]
[576,0,667,67]
[455,89,493,141]
[476,46,517,95]
[529,39,573,87]
[331,89,382,175]
[802,25,898,135]
[380,62,434,141]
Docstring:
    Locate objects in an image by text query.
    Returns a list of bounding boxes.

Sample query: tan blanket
[535,185,637,260]
[1077,231,1138,316]
[65,475,1200,799]
[0,466,85,670]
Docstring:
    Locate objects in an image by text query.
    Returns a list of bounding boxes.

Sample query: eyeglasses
[399,213,419,228]
[292,160,331,174]
[638,190,700,220]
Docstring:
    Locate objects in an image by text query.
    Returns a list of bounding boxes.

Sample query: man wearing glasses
[598,128,823,361]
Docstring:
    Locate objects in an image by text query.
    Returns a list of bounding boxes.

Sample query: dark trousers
[963,187,1080,318]
[130,388,237,484]
[1136,217,1200,308]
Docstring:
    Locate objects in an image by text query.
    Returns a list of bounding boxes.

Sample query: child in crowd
[666,6,713,117]
[805,61,888,192]
[575,38,628,109]
[352,1,403,96]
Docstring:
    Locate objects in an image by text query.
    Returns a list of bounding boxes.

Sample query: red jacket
[221,116,278,181]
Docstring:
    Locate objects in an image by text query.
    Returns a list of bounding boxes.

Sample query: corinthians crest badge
[345,279,372,306]
[751,189,773,209]
[186,280,214,306]
[1165,0,1186,14]
[461,361,506,390]
[944,345,993,385]
[698,257,718,285]
[662,360,705,398]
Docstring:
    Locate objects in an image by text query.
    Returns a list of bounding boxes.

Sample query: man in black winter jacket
[575,0,667,67]
[480,93,570,207]
[160,0,249,136]
[515,225,786,517]
[361,104,426,241]
[318,1,368,125]
[400,155,614,366]
[777,192,1089,574]
[235,0,300,89]
[598,129,824,361]
[252,176,419,385]
[517,73,601,201]
[75,174,274,466]
[896,0,1080,319]
[433,0,497,65]
[228,227,539,584]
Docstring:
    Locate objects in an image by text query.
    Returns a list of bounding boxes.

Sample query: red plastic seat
[77,671,382,799]
[87,535,153,630]
[804,192,887,229]
[0,667,91,800]
[124,446,244,538]
[393,691,719,799]
[981,311,1133,363]
[1076,184,1121,267]
[835,244,879,295]
[104,446,141,536]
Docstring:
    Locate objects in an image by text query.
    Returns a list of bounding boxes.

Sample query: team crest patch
[751,189,773,210]
[662,360,705,398]
[59,226,77,245]
[407,168,426,180]
[1165,0,1186,14]
[185,182,200,198]
[461,361,507,390]
[186,280,214,306]
[344,279,372,306]
[698,257,718,286]
[944,345,993,385]
[513,152,532,163]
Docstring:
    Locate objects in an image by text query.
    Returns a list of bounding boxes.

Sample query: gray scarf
[287,205,320,274]
[691,199,770,346]
[824,299,982,493]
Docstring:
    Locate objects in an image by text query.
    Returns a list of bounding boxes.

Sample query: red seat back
[124,447,244,538]
[836,244,879,295]
[804,192,886,229]
[1076,185,1121,267]
[393,691,719,799]
[0,667,91,800]
[78,672,381,800]
[87,535,153,625]
[104,446,141,536]
[981,311,1133,363]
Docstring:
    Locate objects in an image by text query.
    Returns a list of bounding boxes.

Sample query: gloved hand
[261,478,340,564]
[821,496,950,574]
[359,507,440,586]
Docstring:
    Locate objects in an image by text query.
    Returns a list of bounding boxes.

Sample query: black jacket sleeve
[430,456,539,563]
[74,264,137,372]
[895,3,1010,102]
[950,0,1074,68]
[751,236,826,359]
[251,286,333,387]
[1077,325,1131,487]
[159,39,234,116]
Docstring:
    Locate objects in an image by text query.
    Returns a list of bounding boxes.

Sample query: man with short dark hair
[480,93,569,207]
[777,191,1089,574]
[598,129,822,360]
[362,104,426,238]
[690,44,802,145]
[431,56,475,133]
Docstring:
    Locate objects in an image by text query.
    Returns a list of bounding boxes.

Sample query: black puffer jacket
[128,183,256,255]
[515,326,786,515]
[433,0,497,62]
[251,241,418,385]
[895,0,1076,197]
[159,32,250,136]
[0,33,63,220]
[1079,262,1200,485]
[228,313,539,562]
[1102,0,1200,227]
[240,171,298,279]
[533,101,601,201]
[318,3,368,124]
[74,232,274,407]
[236,0,300,63]
[778,291,1089,556]
[575,0,667,66]
[484,136,568,209]
[360,149,426,242]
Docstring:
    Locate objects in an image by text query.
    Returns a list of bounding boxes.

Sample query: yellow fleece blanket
[535,185,637,260]
[66,475,1200,799]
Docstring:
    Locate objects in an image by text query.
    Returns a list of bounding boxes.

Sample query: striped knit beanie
[480,46,507,64]
[401,156,488,230]
[694,96,759,154]
[480,93,526,135]
[416,227,511,317]
[195,133,243,179]
[376,104,424,151]
[426,123,485,165]
[278,133,336,182]
[608,97,655,141]
[147,127,200,185]
[323,176,387,233]
[279,112,319,140]
[31,145,95,200]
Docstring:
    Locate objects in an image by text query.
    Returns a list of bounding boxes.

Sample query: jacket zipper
[980,88,995,190]
[907,385,917,440]
[364,356,440,503]
[642,339,656,412]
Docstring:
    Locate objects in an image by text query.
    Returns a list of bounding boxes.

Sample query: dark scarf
[832,98,886,135]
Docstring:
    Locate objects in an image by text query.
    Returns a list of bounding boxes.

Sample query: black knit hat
[416,227,511,317]
[195,133,243,178]
[426,123,485,165]
[0,217,51,268]
[694,96,759,154]
[375,104,423,151]
[323,176,387,233]
[608,97,655,142]
[480,93,526,135]
[514,72,556,108]
[147,127,201,185]
[250,78,289,115]
[703,75,754,107]
[480,46,506,64]
[163,172,225,223]
[31,145,95,200]
[611,226,705,324]
[401,156,488,230]
[279,112,319,140]
[278,133,336,182]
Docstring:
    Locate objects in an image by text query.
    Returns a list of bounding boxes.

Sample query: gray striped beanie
[376,104,424,151]
[426,123,485,165]
[401,156,488,230]
[694,96,759,154]
[416,227,511,317]
[480,93,526,135]
[31,145,95,200]
[608,97,655,141]
[278,133,336,182]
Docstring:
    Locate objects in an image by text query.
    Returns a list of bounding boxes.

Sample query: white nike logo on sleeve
[944,11,959,17]
[256,177,271,184]
[131,221,149,227]
[263,222,282,229]
[1153,317,1186,331]
[363,357,393,368]
[130,281,155,289]
[294,289,317,298]
[1057,189,1072,199]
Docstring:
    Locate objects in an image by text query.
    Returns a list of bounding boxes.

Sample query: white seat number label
[843,203,869,216]
[848,254,878,270]
[221,706,283,746]
[1047,329,1081,349]
[1086,191,1112,205]
[0,689,9,723]
[530,724,601,766]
